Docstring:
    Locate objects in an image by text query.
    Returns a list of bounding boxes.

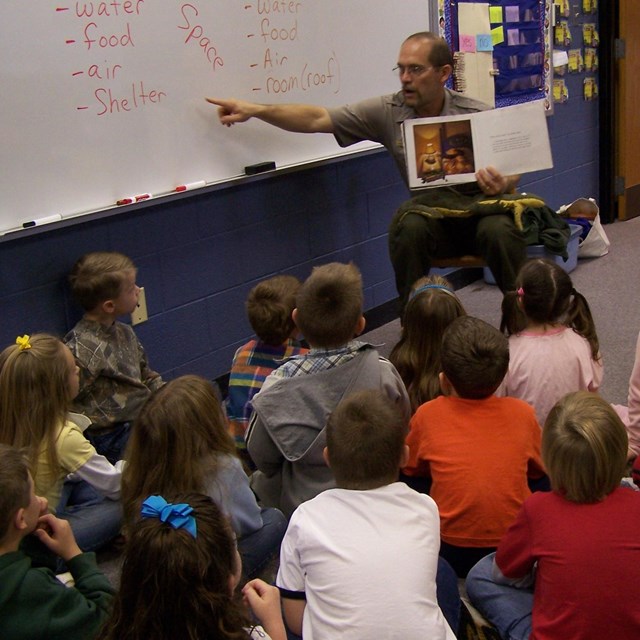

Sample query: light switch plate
[131,287,148,325]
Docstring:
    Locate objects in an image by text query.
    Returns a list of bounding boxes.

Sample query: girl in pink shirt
[497,258,602,427]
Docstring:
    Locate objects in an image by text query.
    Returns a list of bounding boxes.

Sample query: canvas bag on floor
[557,197,610,258]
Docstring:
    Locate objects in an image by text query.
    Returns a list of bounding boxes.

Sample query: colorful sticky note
[489,6,503,23]
[491,26,505,46]
[505,6,520,22]
[477,34,494,51]
[460,34,476,52]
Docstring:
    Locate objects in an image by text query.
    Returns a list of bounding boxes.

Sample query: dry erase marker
[116,193,152,205]
[175,181,206,192]
[22,214,63,228]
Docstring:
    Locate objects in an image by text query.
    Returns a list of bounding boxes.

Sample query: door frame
[599,1,617,223]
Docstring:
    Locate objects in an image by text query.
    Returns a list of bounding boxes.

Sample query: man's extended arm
[207,99,520,195]
[205,97,335,133]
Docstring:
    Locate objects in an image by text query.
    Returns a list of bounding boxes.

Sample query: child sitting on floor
[64,251,164,463]
[226,275,308,464]
[498,257,602,427]
[0,334,122,553]
[390,275,466,413]
[98,493,286,640]
[277,390,459,639]
[122,375,286,580]
[246,262,410,517]
[0,444,114,640]
[624,331,640,459]
[466,391,640,640]
[403,316,545,577]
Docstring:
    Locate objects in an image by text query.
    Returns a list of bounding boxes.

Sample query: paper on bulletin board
[457,2,495,106]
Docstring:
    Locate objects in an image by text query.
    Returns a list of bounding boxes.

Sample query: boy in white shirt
[276,390,458,639]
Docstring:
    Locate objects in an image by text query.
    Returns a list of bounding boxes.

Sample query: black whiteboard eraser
[244,161,276,175]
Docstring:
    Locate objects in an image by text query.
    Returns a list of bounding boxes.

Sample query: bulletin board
[438,0,552,110]
[550,0,599,104]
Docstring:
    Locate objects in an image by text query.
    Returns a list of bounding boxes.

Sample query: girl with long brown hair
[122,375,286,579]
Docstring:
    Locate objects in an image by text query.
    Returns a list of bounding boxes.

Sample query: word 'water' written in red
[74,1,145,18]
[255,0,302,14]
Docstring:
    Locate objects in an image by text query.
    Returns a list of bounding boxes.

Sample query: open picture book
[403,99,553,190]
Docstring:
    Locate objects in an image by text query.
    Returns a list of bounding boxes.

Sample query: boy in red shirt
[466,391,640,640]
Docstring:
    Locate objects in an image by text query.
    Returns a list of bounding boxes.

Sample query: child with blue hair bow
[98,493,286,640]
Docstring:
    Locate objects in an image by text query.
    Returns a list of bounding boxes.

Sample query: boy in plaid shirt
[226,275,307,466]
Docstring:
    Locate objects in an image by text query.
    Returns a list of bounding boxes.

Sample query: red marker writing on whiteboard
[116,193,152,205]
[175,181,206,192]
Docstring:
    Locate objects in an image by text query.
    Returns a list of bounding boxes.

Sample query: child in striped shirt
[226,275,307,466]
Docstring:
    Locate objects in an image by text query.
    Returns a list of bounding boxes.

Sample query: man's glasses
[393,64,432,78]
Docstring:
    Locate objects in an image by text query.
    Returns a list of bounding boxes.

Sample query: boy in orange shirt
[403,316,545,577]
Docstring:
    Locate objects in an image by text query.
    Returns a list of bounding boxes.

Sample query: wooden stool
[430,255,487,269]
[428,255,488,289]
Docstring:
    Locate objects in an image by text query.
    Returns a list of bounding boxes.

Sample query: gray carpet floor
[363,215,640,407]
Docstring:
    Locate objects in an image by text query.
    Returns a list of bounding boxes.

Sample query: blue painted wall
[0,85,598,382]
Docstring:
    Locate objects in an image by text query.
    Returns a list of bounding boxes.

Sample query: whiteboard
[0,1,428,233]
